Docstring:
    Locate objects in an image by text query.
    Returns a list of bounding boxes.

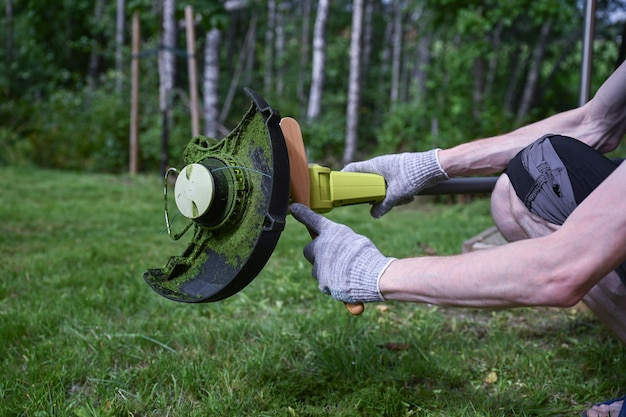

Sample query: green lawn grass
[1,166,625,416]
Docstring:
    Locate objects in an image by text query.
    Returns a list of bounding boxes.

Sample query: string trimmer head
[144,89,290,302]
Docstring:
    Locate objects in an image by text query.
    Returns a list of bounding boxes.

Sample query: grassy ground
[1,166,625,417]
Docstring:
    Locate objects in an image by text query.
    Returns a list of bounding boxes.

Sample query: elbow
[538,285,585,308]
[530,269,592,308]
[549,291,584,308]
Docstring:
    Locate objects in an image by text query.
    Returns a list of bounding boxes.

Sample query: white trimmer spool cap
[174,163,215,219]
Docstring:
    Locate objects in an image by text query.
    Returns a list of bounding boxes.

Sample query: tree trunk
[390,0,403,104]
[535,28,580,105]
[343,0,364,166]
[220,15,258,125]
[115,0,125,95]
[306,0,329,122]
[158,0,176,174]
[185,6,199,137]
[243,14,257,86]
[361,0,374,79]
[203,28,221,138]
[297,0,312,109]
[515,20,551,125]
[484,21,503,99]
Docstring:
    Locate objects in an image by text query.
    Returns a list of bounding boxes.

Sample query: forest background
[2,0,626,174]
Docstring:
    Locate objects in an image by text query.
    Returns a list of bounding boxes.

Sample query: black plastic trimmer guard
[144,89,290,303]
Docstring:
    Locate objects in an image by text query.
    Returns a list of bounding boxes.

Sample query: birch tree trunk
[203,0,247,137]
[390,0,403,104]
[515,20,551,125]
[361,0,373,78]
[342,0,364,166]
[115,0,125,95]
[297,0,312,108]
[306,0,329,122]
[158,0,176,174]
[203,28,221,138]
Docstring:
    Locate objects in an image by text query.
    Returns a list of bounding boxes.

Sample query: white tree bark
[306,0,329,122]
[297,0,312,106]
[158,0,176,113]
[203,28,221,138]
[224,0,247,11]
[343,0,364,165]
[158,0,176,173]
[361,0,373,75]
[390,0,403,104]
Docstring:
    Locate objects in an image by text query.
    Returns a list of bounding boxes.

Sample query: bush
[23,88,131,172]
[0,126,34,167]
[0,82,196,173]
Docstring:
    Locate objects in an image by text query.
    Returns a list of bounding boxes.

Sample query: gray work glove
[342,149,448,218]
[290,203,395,304]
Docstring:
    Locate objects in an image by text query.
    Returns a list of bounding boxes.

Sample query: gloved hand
[290,203,395,304]
[342,149,448,218]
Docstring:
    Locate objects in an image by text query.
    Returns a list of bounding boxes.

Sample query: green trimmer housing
[144,89,290,303]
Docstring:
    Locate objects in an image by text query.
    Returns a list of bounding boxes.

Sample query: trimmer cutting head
[144,89,290,303]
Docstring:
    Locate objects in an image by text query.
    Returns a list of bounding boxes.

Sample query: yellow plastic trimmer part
[308,163,386,213]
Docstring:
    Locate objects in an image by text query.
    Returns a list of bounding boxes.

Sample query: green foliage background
[0,0,625,171]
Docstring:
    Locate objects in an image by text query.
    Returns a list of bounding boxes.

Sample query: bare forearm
[439,61,626,177]
[380,161,626,308]
[439,108,586,177]
[379,239,559,308]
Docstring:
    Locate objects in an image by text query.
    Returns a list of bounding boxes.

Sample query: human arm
[293,162,626,308]
[381,160,626,308]
[439,60,626,177]
[344,62,626,217]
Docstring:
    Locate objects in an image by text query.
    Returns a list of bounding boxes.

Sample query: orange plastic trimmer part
[280,117,365,316]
